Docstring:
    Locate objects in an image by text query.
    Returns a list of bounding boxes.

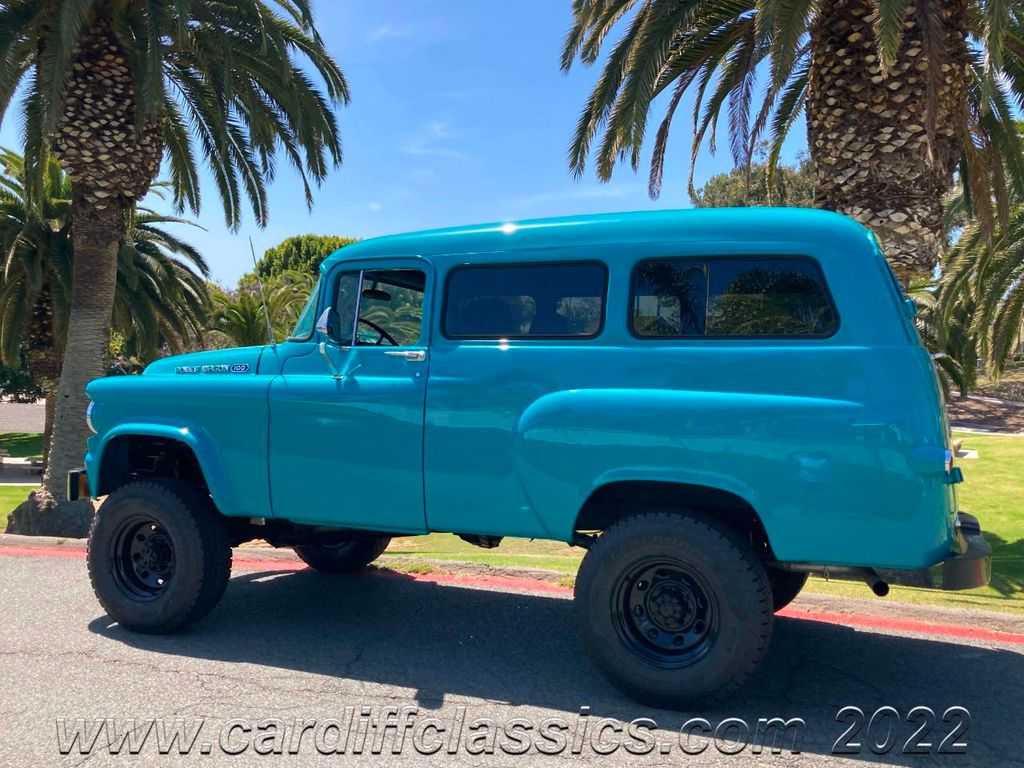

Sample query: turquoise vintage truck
[76,208,991,707]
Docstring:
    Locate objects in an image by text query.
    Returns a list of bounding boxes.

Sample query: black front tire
[574,511,773,708]
[767,568,808,612]
[87,480,231,634]
[293,537,391,574]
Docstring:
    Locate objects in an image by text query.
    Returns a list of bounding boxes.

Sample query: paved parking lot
[1,549,1022,768]
[0,400,44,433]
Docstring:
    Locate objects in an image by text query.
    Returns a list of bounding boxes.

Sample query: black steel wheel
[88,480,231,634]
[110,515,177,599]
[574,510,773,707]
[614,558,719,669]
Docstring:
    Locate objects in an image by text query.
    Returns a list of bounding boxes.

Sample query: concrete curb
[0,533,86,549]
[949,422,1024,436]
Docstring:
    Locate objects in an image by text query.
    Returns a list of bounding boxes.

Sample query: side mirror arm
[319,341,346,380]
[315,306,358,380]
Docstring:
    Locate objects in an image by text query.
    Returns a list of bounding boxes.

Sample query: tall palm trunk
[8,18,162,535]
[36,192,123,504]
[41,392,55,475]
[807,0,968,284]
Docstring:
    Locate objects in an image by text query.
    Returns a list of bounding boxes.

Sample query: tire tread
[574,509,773,706]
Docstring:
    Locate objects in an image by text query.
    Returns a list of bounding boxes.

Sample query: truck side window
[286,278,322,341]
[706,259,837,336]
[356,269,426,346]
[334,272,361,343]
[443,263,606,339]
[632,262,707,336]
[631,257,837,337]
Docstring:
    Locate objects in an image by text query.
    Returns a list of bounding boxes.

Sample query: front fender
[87,422,236,515]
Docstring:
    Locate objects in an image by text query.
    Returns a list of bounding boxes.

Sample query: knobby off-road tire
[767,568,808,612]
[87,479,231,634]
[293,537,391,574]
[574,511,773,708]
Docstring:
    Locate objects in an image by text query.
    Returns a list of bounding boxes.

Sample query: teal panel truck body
[78,208,991,707]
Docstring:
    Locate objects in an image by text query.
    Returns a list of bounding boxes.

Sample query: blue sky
[0,0,805,286]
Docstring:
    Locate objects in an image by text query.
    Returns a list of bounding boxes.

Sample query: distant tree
[692,153,814,209]
[208,271,315,348]
[0,359,43,403]
[254,234,358,279]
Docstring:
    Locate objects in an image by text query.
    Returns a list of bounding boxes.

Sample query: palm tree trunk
[807,0,968,284]
[24,190,123,533]
[6,15,163,536]
[41,392,54,475]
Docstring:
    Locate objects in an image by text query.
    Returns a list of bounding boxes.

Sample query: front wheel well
[574,480,775,560]
[97,435,210,501]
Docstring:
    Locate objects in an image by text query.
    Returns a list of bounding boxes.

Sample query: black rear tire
[87,479,231,634]
[767,568,808,612]
[574,511,773,708]
[293,537,391,574]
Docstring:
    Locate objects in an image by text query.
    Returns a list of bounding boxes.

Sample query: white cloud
[368,201,382,212]
[400,121,471,161]
[364,24,414,44]
[363,20,463,47]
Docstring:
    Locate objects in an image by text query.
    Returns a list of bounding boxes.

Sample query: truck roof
[320,207,873,272]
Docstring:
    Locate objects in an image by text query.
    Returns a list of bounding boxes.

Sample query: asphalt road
[1,552,1022,768]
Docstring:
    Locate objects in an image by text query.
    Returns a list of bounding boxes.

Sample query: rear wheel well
[575,481,775,560]
[97,435,210,500]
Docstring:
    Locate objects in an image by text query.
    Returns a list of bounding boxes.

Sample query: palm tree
[0,1,347,529]
[208,271,314,347]
[561,0,1024,284]
[0,149,210,487]
[906,278,976,397]
[941,207,1024,376]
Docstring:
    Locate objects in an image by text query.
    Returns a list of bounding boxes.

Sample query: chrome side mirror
[316,307,341,344]
[316,306,348,380]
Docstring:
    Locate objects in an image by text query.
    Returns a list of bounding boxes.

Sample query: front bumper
[67,468,89,502]
[940,512,992,590]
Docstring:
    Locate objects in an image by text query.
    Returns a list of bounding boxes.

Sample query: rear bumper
[940,512,992,590]
[67,468,89,502]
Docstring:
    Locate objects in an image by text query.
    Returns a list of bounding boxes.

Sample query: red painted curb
[776,605,1024,646]
[3,545,1022,645]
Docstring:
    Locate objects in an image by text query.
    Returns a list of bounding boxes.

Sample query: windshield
[287,278,321,341]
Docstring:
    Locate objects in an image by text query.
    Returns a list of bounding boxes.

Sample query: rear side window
[444,262,607,339]
[632,262,708,335]
[632,257,837,338]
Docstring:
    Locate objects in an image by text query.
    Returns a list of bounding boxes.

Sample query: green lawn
[0,432,43,459]
[0,485,36,530]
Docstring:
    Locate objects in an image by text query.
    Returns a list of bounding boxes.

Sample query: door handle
[384,350,426,362]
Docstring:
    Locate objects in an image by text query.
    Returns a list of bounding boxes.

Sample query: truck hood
[141,346,269,376]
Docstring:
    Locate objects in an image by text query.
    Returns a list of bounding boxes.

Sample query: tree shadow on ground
[983,532,1024,597]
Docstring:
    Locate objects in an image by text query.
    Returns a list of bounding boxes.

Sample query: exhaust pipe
[772,563,889,597]
[864,572,889,597]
